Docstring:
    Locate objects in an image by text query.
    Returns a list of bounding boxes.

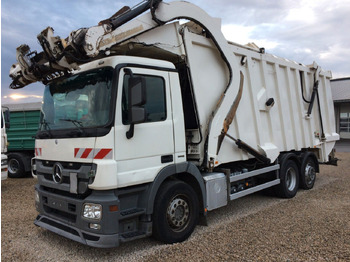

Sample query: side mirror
[126,75,147,139]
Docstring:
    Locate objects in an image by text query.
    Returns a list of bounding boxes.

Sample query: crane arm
[9,0,237,90]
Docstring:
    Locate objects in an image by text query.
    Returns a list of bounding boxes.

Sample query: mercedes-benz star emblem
[52,163,63,184]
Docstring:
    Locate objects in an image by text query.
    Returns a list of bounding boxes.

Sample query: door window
[122,74,166,124]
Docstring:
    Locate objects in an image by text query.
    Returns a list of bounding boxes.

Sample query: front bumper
[35,184,121,248]
[35,214,119,248]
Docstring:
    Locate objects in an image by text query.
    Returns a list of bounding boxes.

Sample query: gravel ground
[1,152,349,261]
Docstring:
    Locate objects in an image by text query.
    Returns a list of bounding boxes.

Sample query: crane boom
[9,0,238,91]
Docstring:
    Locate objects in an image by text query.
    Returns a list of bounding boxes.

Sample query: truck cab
[34,56,198,247]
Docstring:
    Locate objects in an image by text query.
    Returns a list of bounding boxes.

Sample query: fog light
[89,223,101,230]
[83,203,102,220]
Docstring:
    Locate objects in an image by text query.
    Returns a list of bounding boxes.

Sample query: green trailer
[5,102,41,178]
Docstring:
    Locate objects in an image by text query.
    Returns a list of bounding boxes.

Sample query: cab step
[120,208,145,220]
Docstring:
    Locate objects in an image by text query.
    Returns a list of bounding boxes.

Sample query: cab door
[114,66,175,188]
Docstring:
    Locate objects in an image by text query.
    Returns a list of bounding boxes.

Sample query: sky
[1,0,350,104]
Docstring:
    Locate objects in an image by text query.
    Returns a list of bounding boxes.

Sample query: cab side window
[122,74,166,124]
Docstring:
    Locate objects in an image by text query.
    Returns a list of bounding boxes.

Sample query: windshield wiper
[59,118,85,135]
[39,119,52,138]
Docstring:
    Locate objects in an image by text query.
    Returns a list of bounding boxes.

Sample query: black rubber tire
[152,180,199,244]
[275,159,299,198]
[8,153,26,178]
[300,156,317,190]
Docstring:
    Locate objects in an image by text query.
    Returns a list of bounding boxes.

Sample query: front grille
[43,186,89,199]
[43,173,70,184]
[36,160,94,195]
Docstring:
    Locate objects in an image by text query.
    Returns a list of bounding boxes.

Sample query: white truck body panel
[35,137,96,163]
[210,43,338,164]
[127,20,338,166]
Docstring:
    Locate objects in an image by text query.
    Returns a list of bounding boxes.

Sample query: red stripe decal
[74,148,80,157]
[35,148,41,156]
[94,149,112,159]
[81,148,93,159]
[39,148,42,156]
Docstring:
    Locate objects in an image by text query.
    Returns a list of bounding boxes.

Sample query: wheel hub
[305,164,316,185]
[167,196,190,231]
[286,167,297,191]
[8,159,20,173]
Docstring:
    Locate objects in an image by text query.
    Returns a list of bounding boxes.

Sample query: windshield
[40,67,114,133]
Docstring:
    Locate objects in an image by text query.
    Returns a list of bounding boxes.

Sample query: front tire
[275,159,299,198]
[152,180,199,244]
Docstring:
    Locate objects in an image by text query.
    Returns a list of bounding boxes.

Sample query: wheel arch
[145,162,206,217]
[279,152,300,169]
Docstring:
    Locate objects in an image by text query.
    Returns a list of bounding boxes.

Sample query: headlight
[83,203,102,220]
[1,159,7,166]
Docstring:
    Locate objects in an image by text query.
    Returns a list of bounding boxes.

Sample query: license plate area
[43,196,77,223]
[48,198,67,211]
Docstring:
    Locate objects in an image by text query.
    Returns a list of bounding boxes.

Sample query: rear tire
[152,180,199,244]
[300,156,317,190]
[275,159,299,198]
[8,153,26,178]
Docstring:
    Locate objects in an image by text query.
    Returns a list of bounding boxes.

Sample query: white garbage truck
[9,0,338,248]
[1,107,10,180]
